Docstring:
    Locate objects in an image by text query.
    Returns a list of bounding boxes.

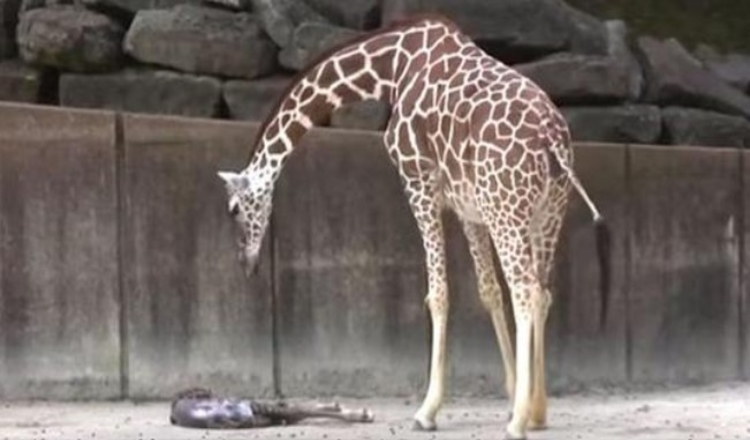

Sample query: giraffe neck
[242,18,464,182]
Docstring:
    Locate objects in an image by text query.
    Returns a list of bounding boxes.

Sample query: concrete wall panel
[272,128,430,397]
[121,114,274,398]
[0,104,121,399]
[628,146,741,383]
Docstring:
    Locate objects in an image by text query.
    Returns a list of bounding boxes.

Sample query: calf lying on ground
[170,388,375,429]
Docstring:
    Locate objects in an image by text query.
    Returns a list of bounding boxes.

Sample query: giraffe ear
[217,171,249,191]
[217,171,238,183]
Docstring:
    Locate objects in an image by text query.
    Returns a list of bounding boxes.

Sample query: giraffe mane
[246,13,460,162]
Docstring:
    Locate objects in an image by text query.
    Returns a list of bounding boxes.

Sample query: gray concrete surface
[1,382,749,440]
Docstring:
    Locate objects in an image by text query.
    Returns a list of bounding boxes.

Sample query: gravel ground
[1,382,749,440]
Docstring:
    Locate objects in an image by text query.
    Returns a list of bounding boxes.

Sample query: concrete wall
[0,103,746,400]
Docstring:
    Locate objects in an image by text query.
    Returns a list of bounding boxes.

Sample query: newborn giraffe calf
[170,388,375,429]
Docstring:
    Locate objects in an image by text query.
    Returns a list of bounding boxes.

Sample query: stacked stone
[0,0,748,146]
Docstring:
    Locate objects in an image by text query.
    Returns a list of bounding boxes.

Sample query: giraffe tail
[568,173,612,331]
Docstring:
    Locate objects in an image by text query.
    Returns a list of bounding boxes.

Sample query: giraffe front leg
[405,183,449,431]
[413,229,448,431]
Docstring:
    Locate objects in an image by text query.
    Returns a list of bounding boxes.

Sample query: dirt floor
[1,382,749,440]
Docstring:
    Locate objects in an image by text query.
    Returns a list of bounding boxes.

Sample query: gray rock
[0,59,46,103]
[59,68,222,117]
[635,36,750,119]
[305,0,380,30]
[561,105,661,144]
[605,20,643,101]
[662,107,750,148]
[278,21,360,71]
[382,0,608,62]
[250,0,329,48]
[693,43,721,64]
[330,100,390,131]
[20,0,74,13]
[0,0,23,59]
[79,0,201,15]
[703,53,750,93]
[516,53,633,105]
[124,4,277,79]
[203,0,251,10]
[223,75,291,121]
[17,5,125,72]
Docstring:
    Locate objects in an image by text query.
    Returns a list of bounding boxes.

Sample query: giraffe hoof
[361,409,375,423]
[528,419,547,431]
[505,422,527,440]
[412,418,437,431]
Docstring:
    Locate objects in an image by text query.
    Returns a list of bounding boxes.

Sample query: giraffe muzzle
[239,247,260,277]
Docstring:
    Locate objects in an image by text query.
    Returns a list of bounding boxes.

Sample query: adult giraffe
[218,14,609,440]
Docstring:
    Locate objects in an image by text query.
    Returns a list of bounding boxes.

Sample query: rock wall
[0,0,749,146]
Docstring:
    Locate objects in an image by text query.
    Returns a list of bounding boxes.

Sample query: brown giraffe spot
[316,62,337,86]
[298,87,314,103]
[363,34,399,53]
[519,88,537,101]
[402,31,422,52]
[371,52,392,73]
[497,122,513,137]
[427,27,443,45]
[507,107,522,126]
[525,109,541,126]
[472,101,491,127]
[339,53,366,76]
[408,52,428,76]
[516,123,538,141]
[505,142,524,168]
[506,81,520,98]
[332,83,359,102]
[353,72,377,92]
[440,36,461,54]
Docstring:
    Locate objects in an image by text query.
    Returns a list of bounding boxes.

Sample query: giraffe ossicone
[219,13,609,440]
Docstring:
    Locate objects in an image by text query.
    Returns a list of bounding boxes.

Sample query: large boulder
[382,0,608,63]
[0,59,47,103]
[20,0,74,13]
[250,0,329,48]
[605,20,643,101]
[59,68,222,117]
[305,0,380,30]
[17,5,125,72]
[661,107,750,148]
[1,0,23,58]
[124,4,277,79]
[330,99,390,131]
[203,0,251,10]
[635,36,750,119]
[79,0,201,16]
[515,53,634,105]
[695,48,750,93]
[278,21,360,71]
[223,75,291,121]
[561,105,661,144]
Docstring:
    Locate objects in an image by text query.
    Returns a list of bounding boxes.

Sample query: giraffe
[218,14,609,440]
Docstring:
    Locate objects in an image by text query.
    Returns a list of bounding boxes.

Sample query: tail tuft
[594,217,612,331]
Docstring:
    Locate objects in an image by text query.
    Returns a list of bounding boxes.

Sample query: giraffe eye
[229,203,240,217]
[228,196,241,218]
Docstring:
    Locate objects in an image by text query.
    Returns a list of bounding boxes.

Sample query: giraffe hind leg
[461,221,516,403]
[528,176,569,430]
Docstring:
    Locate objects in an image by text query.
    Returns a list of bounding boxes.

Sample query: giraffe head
[217,169,273,275]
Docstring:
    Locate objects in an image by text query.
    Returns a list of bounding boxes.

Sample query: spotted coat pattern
[219,15,603,440]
